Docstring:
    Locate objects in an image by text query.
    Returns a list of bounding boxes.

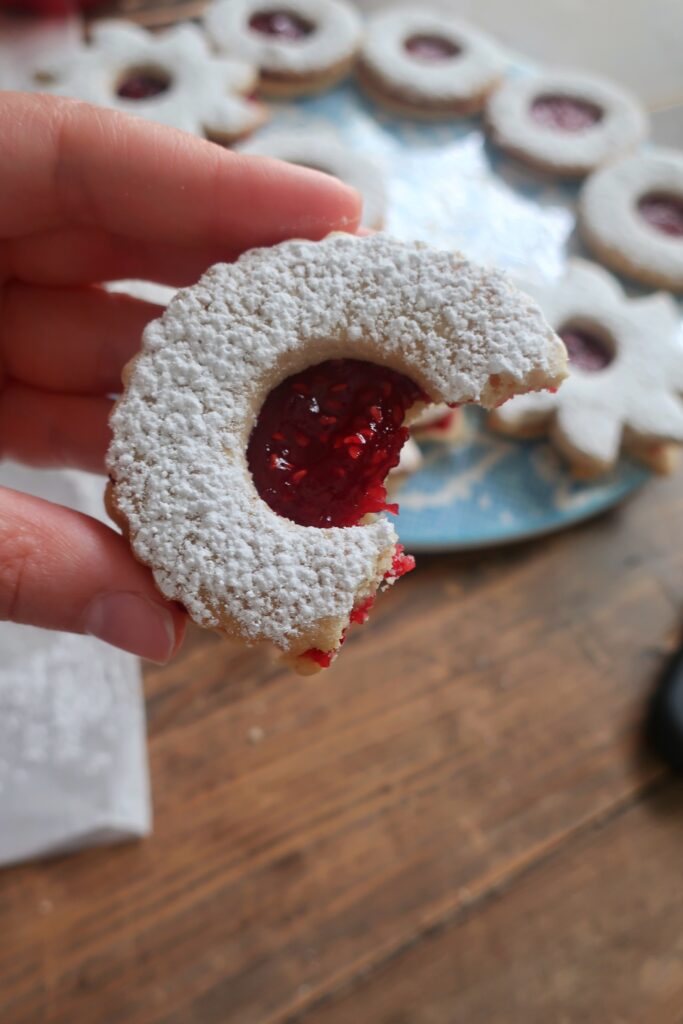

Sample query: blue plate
[395,411,648,551]
[258,83,671,550]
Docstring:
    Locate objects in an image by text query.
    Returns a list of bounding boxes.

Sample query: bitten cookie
[579,149,683,292]
[486,69,647,177]
[490,260,683,477]
[357,8,504,118]
[107,233,566,672]
[240,128,387,229]
[203,0,362,98]
[35,19,267,142]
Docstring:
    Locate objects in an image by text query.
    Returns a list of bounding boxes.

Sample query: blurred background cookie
[357,8,505,118]
[204,0,362,98]
[34,19,267,141]
[579,149,683,291]
[486,68,647,177]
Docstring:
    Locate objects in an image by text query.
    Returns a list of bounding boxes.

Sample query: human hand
[0,92,361,660]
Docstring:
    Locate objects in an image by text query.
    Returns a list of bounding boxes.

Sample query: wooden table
[3,469,683,1023]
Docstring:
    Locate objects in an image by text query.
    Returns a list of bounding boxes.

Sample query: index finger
[0,92,362,248]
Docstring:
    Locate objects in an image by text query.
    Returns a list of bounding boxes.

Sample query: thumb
[0,485,185,662]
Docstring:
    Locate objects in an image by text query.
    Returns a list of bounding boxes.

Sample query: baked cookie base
[356,62,498,119]
[258,56,356,99]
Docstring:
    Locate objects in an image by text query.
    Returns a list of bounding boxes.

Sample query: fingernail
[83,592,177,663]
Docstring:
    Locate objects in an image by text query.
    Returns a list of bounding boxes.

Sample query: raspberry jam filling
[559,324,614,373]
[249,9,314,38]
[248,358,426,528]
[117,67,172,100]
[530,94,603,132]
[302,545,415,667]
[637,193,683,238]
[404,34,461,61]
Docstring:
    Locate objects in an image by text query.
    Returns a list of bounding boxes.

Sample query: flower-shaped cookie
[36,20,267,142]
[490,260,683,477]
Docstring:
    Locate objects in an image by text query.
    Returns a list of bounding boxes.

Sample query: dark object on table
[647,639,683,774]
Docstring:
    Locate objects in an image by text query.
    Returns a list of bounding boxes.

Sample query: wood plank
[1,473,682,1024]
[299,781,683,1024]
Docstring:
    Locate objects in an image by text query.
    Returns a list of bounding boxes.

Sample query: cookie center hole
[249,9,315,39]
[637,192,683,238]
[559,322,615,373]
[247,358,426,528]
[116,65,172,101]
[530,94,603,132]
[404,34,461,61]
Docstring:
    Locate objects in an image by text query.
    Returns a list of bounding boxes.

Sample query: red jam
[530,95,602,132]
[404,34,460,61]
[117,69,172,101]
[249,9,314,38]
[637,193,683,238]
[559,325,614,373]
[248,358,426,529]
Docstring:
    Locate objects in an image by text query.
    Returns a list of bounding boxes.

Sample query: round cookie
[107,233,566,672]
[490,260,683,478]
[357,8,504,119]
[36,20,267,142]
[240,128,386,229]
[486,69,647,177]
[203,0,362,98]
[579,149,683,292]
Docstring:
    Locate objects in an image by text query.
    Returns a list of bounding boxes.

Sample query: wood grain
[299,781,683,1024]
[1,469,682,1024]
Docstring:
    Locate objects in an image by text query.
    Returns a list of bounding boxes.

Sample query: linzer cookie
[357,8,504,118]
[486,69,647,177]
[204,0,362,98]
[107,234,566,672]
[579,150,683,291]
[490,260,683,477]
[36,20,267,142]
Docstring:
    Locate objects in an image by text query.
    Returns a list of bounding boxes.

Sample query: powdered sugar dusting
[108,233,564,654]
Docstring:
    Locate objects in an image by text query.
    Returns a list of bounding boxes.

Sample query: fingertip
[224,153,363,245]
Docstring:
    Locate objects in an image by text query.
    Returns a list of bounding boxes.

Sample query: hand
[0,93,361,661]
